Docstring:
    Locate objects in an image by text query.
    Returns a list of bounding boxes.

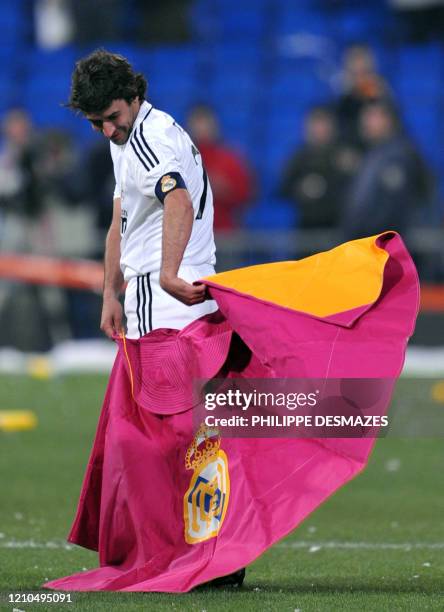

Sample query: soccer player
[68,48,244,587]
[68,49,218,340]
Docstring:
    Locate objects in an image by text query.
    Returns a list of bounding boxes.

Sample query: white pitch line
[0,539,74,550]
[277,541,444,551]
[1,539,444,551]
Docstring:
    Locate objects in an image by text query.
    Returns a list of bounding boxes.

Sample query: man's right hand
[100,294,124,339]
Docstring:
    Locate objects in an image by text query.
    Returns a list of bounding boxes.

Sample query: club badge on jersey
[161,175,177,192]
[155,171,187,204]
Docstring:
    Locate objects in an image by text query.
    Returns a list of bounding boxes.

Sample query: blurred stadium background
[0,0,443,356]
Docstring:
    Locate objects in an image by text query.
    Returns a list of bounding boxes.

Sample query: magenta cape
[44,233,418,592]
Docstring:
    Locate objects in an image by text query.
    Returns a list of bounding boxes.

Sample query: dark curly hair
[68,49,147,114]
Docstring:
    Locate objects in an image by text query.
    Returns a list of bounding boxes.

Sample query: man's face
[86,98,140,145]
[306,114,335,146]
[360,106,393,144]
[188,110,219,144]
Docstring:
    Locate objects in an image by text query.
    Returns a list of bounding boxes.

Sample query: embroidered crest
[161,175,177,193]
[183,424,230,544]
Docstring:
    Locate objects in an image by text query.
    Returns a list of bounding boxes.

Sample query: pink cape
[44,233,419,592]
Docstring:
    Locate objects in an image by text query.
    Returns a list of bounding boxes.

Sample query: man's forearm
[160,189,193,282]
[158,189,207,306]
[103,224,124,298]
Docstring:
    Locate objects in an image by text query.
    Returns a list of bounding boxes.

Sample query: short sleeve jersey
[110,101,216,281]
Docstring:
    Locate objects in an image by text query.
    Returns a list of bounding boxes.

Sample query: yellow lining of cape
[204,234,389,318]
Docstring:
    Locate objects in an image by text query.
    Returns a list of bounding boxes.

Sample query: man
[187,104,254,231]
[342,100,433,239]
[68,49,218,341]
[279,106,360,230]
[0,109,51,351]
[66,48,245,587]
[335,44,392,146]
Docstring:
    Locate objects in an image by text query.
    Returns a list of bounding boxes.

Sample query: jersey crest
[161,175,177,193]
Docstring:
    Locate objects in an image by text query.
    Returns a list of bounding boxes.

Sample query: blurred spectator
[84,140,115,254]
[279,106,360,229]
[0,117,100,348]
[0,110,53,351]
[36,129,85,208]
[187,104,255,231]
[34,0,73,49]
[70,0,124,44]
[390,0,444,42]
[35,129,100,339]
[336,45,392,145]
[135,0,192,43]
[342,101,434,239]
[0,109,43,248]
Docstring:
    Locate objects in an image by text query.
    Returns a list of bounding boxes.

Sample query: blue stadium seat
[269,68,333,110]
[0,0,27,47]
[275,7,330,37]
[23,47,77,127]
[401,103,442,168]
[253,116,303,198]
[209,71,259,108]
[217,6,268,40]
[23,88,72,127]
[0,46,20,112]
[278,0,323,9]
[0,79,17,114]
[150,91,196,126]
[210,41,264,71]
[216,107,253,156]
[332,7,392,43]
[394,74,441,100]
[145,48,198,91]
[394,45,442,94]
[144,45,199,73]
[243,198,297,231]
[26,46,78,72]
[188,0,220,41]
[398,42,444,74]
[217,0,268,7]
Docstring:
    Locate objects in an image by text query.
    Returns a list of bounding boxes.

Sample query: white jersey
[110,100,216,281]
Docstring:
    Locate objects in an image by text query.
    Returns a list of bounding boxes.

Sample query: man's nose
[102,121,115,138]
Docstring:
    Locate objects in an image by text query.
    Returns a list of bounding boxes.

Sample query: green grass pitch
[0,374,443,611]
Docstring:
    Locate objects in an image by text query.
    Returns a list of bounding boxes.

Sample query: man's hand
[100,294,124,338]
[160,274,207,306]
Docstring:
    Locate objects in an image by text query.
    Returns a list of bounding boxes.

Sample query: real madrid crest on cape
[184,425,230,544]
